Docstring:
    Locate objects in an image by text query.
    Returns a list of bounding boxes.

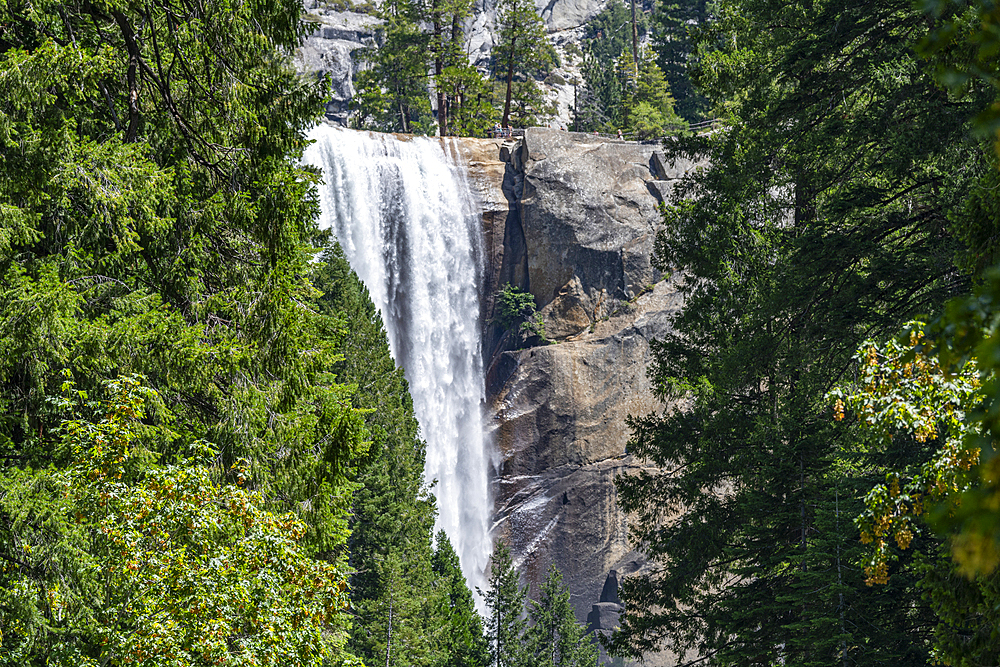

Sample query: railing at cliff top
[486,119,723,142]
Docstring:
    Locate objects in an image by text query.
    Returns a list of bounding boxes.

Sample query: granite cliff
[455,128,700,648]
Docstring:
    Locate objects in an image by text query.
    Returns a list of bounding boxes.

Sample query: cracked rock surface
[457,129,702,658]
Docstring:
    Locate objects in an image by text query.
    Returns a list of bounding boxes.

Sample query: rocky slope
[456,129,700,663]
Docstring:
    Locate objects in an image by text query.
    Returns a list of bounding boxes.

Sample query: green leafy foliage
[494,284,546,345]
[651,0,713,121]
[827,314,1000,667]
[0,0,371,498]
[829,325,981,584]
[827,264,1000,667]
[433,531,490,667]
[0,3,374,665]
[353,3,436,134]
[916,0,1000,156]
[577,6,683,136]
[492,0,554,128]
[0,377,352,666]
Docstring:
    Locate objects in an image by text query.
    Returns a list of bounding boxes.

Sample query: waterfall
[304,124,492,598]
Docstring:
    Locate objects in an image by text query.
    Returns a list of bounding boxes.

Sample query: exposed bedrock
[457,128,701,646]
[297,2,383,125]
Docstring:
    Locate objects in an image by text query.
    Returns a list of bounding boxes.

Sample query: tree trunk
[434,2,448,136]
[448,12,463,134]
[503,37,516,128]
[630,0,639,82]
[111,11,141,142]
[385,596,393,667]
[836,485,847,667]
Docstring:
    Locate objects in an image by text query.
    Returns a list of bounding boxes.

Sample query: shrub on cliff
[494,284,547,346]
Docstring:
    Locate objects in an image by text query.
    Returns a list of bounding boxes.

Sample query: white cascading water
[304,124,492,598]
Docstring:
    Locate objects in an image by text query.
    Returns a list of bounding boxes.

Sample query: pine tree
[479,541,527,667]
[651,0,712,121]
[312,245,449,667]
[0,1,369,661]
[353,0,435,133]
[351,0,491,135]
[439,65,498,137]
[353,551,448,667]
[434,531,491,667]
[612,48,684,137]
[579,0,640,129]
[522,565,598,667]
[428,0,492,136]
[606,0,994,664]
[492,0,552,128]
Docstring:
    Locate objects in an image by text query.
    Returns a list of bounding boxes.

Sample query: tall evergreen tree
[651,0,712,121]
[352,0,492,135]
[578,0,644,130]
[428,0,491,136]
[353,0,435,133]
[0,0,366,661]
[355,551,447,667]
[607,0,994,664]
[439,65,498,137]
[434,531,491,667]
[492,0,552,127]
[0,0,348,476]
[522,565,598,667]
[479,540,527,667]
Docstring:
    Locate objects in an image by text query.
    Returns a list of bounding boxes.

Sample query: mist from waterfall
[304,124,492,600]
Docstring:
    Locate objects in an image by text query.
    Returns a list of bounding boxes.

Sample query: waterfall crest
[305,124,492,597]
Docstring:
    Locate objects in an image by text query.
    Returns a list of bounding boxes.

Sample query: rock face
[514,129,698,333]
[588,570,622,632]
[455,128,702,659]
[297,2,383,125]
